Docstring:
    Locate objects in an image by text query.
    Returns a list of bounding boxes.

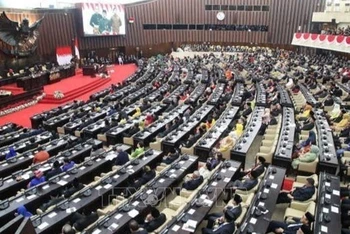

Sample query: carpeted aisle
[0,64,137,128]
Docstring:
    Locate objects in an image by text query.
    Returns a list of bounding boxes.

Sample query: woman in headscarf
[144,114,154,127]
[16,205,33,218]
[296,102,313,121]
[5,147,16,160]
[332,113,350,132]
[218,132,236,153]
[132,107,141,118]
[292,145,319,169]
[327,103,342,122]
[286,77,294,89]
[232,119,244,139]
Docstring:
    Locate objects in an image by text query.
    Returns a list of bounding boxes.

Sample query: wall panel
[0,0,326,59]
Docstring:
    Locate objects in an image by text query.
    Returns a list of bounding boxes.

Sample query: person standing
[110,7,122,34]
[89,6,102,35]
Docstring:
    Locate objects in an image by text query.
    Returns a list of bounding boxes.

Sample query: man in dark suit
[266,211,314,234]
[205,194,242,228]
[202,210,236,234]
[177,170,204,195]
[124,166,156,198]
[277,178,315,204]
[142,207,166,232]
[114,146,129,166]
[45,160,62,180]
[237,156,265,179]
[242,102,252,118]
[224,170,259,202]
[39,191,64,212]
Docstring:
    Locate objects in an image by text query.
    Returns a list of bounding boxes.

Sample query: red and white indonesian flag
[75,37,80,59]
[56,46,73,65]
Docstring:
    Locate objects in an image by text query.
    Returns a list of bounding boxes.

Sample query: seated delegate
[277,178,315,204]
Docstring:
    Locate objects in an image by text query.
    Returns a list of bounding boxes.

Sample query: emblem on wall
[0,11,44,57]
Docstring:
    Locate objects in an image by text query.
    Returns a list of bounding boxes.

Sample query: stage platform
[39,69,112,104]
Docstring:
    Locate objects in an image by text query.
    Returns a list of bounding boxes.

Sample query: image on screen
[82,3,126,36]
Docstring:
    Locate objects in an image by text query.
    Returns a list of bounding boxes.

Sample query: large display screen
[81,3,125,36]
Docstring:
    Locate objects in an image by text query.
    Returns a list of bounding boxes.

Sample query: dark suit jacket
[183,176,204,190]
[144,213,166,232]
[292,186,315,201]
[251,164,265,178]
[242,107,252,117]
[227,204,242,220]
[235,178,258,191]
[212,222,236,234]
[45,168,62,180]
[115,151,129,166]
[73,213,99,231]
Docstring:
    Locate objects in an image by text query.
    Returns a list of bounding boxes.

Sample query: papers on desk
[182,220,198,232]
[223,177,231,183]
[73,198,81,203]
[263,188,270,194]
[92,229,102,234]
[115,213,123,220]
[159,178,165,183]
[188,208,196,215]
[333,190,340,196]
[170,174,177,178]
[127,165,133,169]
[172,224,181,232]
[113,174,120,180]
[271,183,278,189]
[105,153,116,161]
[63,175,69,179]
[132,201,140,206]
[27,194,37,200]
[66,207,77,213]
[57,180,68,186]
[48,212,57,218]
[80,166,86,171]
[22,173,30,180]
[211,181,218,186]
[228,167,236,172]
[325,182,330,187]
[321,225,328,233]
[249,217,257,224]
[170,169,176,173]
[104,184,112,189]
[331,206,339,213]
[42,184,50,190]
[221,169,227,173]
[18,157,24,160]
[203,199,213,206]
[128,209,139,218]
[323,208,329,213]
[179,161,185,165]
[38,222,49,230]
[325,194,331,199]
[258,202,265,207]
[95,185,102,190]
[108,223,119,231]
[269,175,275,180]
[146,189,153,194]
[6,178,14,183]
[189,157,195,162]
[142,156,148,161]
[16,197,24,203]
[2,163,8,167]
